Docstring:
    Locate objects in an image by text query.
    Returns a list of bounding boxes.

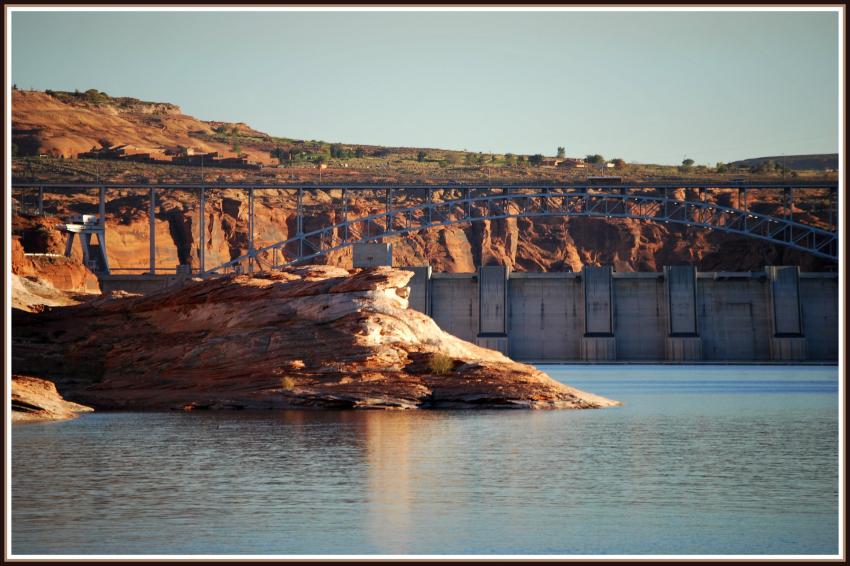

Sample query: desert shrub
[428,353,454,375]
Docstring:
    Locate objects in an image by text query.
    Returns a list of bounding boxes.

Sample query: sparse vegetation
[270,146,289,164]
[428,352,454,375]
[230,128,241,154]
[44,88,164,109]
[281,376,297,390]
[330,144,351,159]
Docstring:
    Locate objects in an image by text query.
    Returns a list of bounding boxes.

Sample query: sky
[10,9,841,165]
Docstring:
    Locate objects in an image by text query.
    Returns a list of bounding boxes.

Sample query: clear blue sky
[11,9,840,165]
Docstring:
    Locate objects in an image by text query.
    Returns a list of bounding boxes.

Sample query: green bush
[428,353,454,375]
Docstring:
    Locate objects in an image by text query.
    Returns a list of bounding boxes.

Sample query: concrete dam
[95,241,838,364]
[406,264,837,363]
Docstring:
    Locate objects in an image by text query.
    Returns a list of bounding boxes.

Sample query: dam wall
[407,266,838,363]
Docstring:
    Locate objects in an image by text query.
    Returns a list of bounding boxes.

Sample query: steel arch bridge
[206,183,839,273]
[11,181,838,275]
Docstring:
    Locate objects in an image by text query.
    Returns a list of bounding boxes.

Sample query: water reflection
[362,412,414,553]
[12,365,839,555]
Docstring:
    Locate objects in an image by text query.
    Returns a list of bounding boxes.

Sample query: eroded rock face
[12,266,619,411]
[11,236,100,312]
[12,375,93,423]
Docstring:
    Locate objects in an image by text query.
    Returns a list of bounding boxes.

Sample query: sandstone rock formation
[12,266,619,411]
[12,375,93,423]
[12,90,275,165]
[12,234,99,312]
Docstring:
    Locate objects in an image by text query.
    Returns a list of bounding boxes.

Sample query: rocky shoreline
[12,375,93,423]
[12,266,619,412]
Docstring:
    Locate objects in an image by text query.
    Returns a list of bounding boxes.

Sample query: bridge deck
[10,180,839,191]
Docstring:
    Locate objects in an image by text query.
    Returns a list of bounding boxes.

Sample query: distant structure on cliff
[77,145,260,170]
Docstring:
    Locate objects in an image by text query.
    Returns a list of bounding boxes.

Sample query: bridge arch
[208,188,838,273]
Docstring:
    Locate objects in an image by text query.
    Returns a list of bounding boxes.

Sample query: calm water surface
[12,365,839,555]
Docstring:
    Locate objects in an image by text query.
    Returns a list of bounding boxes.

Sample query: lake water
[11,365,840,556]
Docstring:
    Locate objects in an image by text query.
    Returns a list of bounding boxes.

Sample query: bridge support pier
[475,265,510,355]
[149,187,156,274]
[767,266,807,361]
[407,266,432,315]
[664,266,702,361]
[581,266,617,361]
[198,187,205,274]
[59,215,110,274]
[248,187,254,274]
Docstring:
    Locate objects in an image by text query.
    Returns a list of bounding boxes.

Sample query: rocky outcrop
[12,90,274,164]
[11,273,83,312]
[12,375,93,423]
[11,235,99,312]
[11,266,619,411]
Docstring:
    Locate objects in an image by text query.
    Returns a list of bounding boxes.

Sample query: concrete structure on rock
[353,242,393,269]
[407,262,837,363]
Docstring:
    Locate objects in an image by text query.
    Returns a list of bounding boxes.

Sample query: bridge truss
[11,182,839,275]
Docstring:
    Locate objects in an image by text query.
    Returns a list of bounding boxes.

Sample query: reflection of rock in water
[365,412,414,554]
